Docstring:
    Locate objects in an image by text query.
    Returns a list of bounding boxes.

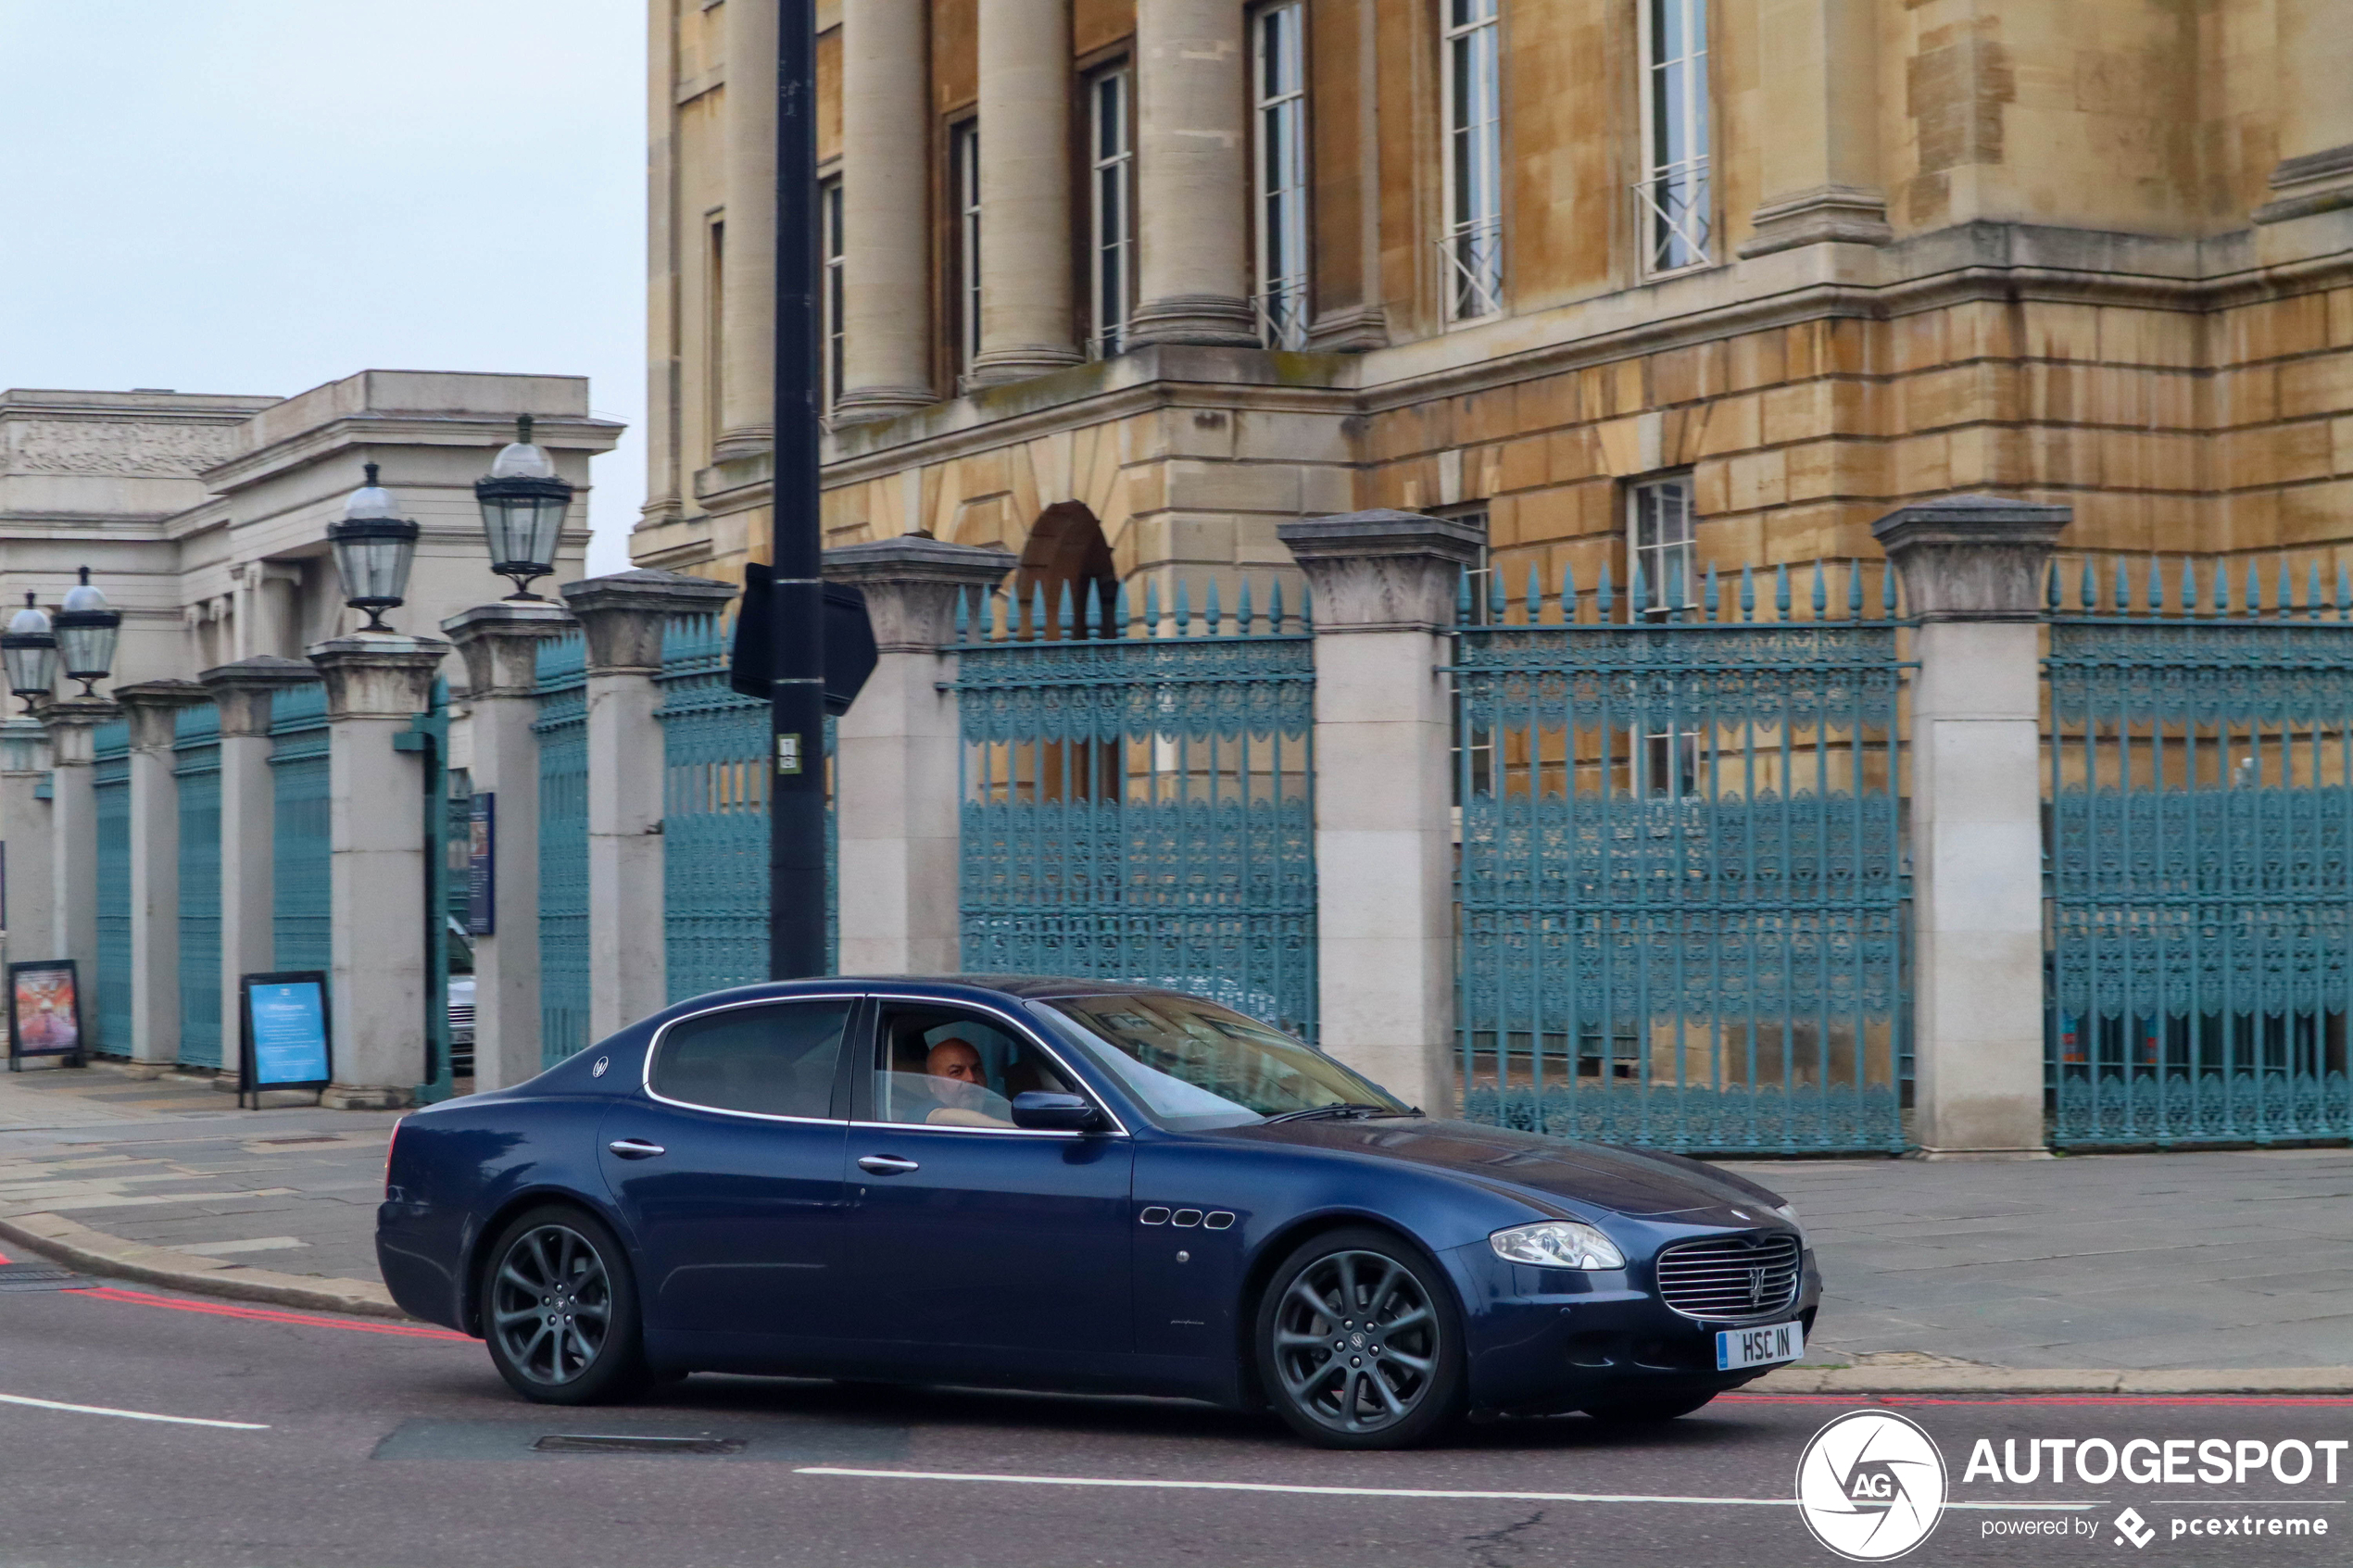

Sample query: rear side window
[651,1000,853,1119]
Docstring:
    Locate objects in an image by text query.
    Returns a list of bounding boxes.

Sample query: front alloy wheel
[1258,1228,1463,1448]
[482,1206,648,1404]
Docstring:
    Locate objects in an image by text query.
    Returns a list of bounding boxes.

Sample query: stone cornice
[203,411,624,495]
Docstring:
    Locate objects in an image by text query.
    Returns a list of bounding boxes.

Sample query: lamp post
[472,414,573,600]
[54,567,121,696]
[0,594,58,713]
[328,463,422,633]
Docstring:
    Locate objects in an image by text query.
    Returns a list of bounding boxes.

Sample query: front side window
[950,120,983,374]
[870,1004,1084,1129]
[1253,2,1310,348]
[651,999,852,1119]
[820,176,845,411]
[1441,0,1503,321]
[1042,994,1408,1130]
[1638,0,1712,273]
[1088,67,1135,358]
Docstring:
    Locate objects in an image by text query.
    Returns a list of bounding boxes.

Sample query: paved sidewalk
[4,1062,2349,1380]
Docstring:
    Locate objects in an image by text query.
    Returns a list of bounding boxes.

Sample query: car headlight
[1490,1220,1626,1271]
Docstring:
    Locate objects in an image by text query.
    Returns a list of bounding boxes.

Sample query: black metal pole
[769,0,828,979]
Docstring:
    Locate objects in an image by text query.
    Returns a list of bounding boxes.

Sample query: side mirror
[1011,1091,1103,1133]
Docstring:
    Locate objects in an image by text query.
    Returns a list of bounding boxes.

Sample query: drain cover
[0,1263,91,1292]
[532,1434,744,1455]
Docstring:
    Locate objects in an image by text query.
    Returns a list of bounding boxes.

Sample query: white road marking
[0,1392,270,1430]
[795,1468,2094,1510]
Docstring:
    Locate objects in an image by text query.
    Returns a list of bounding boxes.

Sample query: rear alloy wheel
[1257,1227,1464,1449]
[481,1206,648,1405]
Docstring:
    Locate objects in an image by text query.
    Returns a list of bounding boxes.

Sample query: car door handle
[607,1138,666,1160]
[857,1154,920,1175]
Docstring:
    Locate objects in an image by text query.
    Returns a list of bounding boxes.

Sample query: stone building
[635,0,2353,598]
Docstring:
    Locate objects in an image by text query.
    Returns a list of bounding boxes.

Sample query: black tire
[1580,1388,1718,1424]
[1254,1226,1466,1449]
[480,1205,649,1405]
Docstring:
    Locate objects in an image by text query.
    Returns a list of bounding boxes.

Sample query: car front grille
[1653,1234,1802,1322]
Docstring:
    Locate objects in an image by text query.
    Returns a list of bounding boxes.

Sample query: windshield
[1038,994,1409,1129]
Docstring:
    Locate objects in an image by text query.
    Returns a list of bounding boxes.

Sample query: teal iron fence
[654,614,837,999]
[2045,556,2353,1147]
[535,632,590,1066]
[952,579,1318,1038]
[1451,561,1910,1153]
[270,683,332,972]
[173,703,223,1070]
[93,721,132,1055]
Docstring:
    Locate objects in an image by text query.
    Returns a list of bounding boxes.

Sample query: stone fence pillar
[117,681,211,1069]
[39,697,118,1004]
[309,634,449,1109]
[0,717,55,971]
[560,571,736,1037]
[444,602,575,1088]
[824,537,1017,974]
[198,658,320,1074]
[1873,495,2070,1159]
[1278,509,1484,1113]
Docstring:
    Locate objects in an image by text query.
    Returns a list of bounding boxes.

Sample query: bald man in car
[923,1036,1013,1127]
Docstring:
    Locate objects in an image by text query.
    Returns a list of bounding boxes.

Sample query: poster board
[465,793,495,935]
[6,960,83,1070]
[238,971,332,1108]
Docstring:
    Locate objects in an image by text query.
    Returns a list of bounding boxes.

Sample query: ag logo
[1796,1410,1947,1561]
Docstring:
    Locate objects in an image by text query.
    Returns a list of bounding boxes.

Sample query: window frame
[950,118,984,376]
[1624,472,1701,801]
[1087,63,1137,358]
[641,994,867,1124]
[1439,0,1504,324]
[853,994,1130,1139]
[1252,1,1311,349]
[1634,0,1714,277]
[819,174,846,412]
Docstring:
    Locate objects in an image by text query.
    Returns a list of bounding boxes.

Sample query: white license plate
[1716,1320,1804,1372]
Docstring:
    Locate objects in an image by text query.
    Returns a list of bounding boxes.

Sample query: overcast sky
[0,0,647,571]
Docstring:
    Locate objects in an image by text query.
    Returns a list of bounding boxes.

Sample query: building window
[820,177,845,412]
[706,217,725,441]
[1637,0,1712,274]
[1088,66,1135,357]
[1441,0,1503,322]
[1252,3,1310,349]
[950,120,983,374]
[1627,472,1696,614]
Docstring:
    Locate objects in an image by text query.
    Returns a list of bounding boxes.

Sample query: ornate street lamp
[54,566,121,696]
[0,593,58,713]
[328,462,421,632]
[472,414,573,600]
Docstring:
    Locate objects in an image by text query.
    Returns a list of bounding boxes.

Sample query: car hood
[1209,1116,1786,1219]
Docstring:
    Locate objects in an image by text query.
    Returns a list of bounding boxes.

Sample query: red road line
[1724,1393,2353,1408]
[63,1285,471,1341]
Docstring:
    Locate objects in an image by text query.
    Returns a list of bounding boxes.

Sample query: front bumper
[1448,1236,1822,1416]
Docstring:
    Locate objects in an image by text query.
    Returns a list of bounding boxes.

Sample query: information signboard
[7,960,83,1070]
[238,971,333,1108]
[465,793,495,935]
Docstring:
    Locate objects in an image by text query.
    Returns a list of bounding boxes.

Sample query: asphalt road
[3,1270,2349,1568]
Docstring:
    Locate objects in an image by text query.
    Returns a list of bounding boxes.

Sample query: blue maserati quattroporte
[376,977,1818,1449]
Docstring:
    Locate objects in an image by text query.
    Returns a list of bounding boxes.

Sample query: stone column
[1277,509,1484,1112]
[1737,0,1891,256]
[198,658,319,1075]
[40,698,118,1002]
[116,681,211,1068]
[1873,495,2069,1159]
[2256,0,2353,226]
[1129,0,1258,347]
[823,537,1016,974]
[968,0,1083,386]
[835,0,937,424]
[560,571,736,1038]
[309,634,450,1109]
[443,602,576,1088]
[0,718,55,967]
[714,0,777,458]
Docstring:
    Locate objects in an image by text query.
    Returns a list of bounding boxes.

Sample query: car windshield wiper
[1260,1102,1421,1124]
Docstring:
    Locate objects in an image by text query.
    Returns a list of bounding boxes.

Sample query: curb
[0,1211,410,1323]
[1752,1365,2353,1397]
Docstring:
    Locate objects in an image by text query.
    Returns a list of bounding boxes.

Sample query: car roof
[692,975,1192,1004]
